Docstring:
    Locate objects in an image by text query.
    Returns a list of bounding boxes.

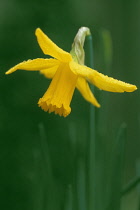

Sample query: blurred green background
[0,0,139,209]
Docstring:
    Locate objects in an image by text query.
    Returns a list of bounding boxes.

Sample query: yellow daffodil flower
[6,28,137,117]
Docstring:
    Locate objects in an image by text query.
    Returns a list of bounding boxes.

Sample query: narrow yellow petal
[38,63,78,117]
[70,61,137,93]
[89,71,137,92]
[6,58,59,74]
[76,77,100,107]
[40,64,59,79]
[35,28,72,62]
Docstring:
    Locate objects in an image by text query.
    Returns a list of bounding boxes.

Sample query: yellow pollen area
[38,63,78,117]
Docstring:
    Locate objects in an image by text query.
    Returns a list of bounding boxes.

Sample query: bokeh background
[0,0,139,209]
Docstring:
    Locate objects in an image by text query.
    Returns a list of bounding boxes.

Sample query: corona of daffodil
[6,27,137,117]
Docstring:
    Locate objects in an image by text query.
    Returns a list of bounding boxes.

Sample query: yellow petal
[89,71,137,92]
[35,28,72,62]
[6,58,59,74]
[40,64,59,79]
[70,61,137,93]
[76,77,100,107]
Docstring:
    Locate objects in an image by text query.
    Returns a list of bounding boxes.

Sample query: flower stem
[86,33,96,210]
[122,176,140,195]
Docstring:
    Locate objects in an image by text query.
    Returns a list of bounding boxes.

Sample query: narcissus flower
[6,28,137,117]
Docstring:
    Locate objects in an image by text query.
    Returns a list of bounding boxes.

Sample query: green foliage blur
[0,0,139,209]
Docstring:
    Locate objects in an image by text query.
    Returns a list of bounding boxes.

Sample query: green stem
[64,185,73,210]
[38,122,53,179]
[38,123,55,210]
[122,176,140,195]
[86,34,96,210]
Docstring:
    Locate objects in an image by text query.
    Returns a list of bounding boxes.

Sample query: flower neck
[70,27,91,65]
